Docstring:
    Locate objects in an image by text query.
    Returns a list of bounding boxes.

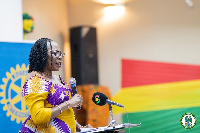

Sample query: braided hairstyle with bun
[28,38,53,73]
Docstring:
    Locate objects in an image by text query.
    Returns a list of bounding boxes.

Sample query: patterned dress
[19,74,76,133]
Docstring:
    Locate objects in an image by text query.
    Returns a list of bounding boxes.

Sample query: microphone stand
[105,104,141,132]
[107,104,118,128]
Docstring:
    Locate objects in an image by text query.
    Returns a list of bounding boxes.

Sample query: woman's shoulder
[23,72,52,96]
[26,71,42,81]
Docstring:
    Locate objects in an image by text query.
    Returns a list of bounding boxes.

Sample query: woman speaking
[19,38,90,133]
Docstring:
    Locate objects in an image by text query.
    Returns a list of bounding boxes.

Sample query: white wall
[0,0,23,41]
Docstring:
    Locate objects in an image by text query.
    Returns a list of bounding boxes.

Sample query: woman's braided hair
[28,38,52,73]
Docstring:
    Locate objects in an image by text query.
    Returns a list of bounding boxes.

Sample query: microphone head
[92,92,108,106]
[69,77,76,84]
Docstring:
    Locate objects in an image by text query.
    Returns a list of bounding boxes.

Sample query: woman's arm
[50,94,83,119]
[24,73,82,124]
[50,75,83,119]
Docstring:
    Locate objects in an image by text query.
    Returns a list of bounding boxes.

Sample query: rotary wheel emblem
[0,64,29,124]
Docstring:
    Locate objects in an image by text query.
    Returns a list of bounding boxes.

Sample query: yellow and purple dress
[19,74,76,133]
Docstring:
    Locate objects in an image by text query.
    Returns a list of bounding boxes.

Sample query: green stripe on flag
[122,107,200,133]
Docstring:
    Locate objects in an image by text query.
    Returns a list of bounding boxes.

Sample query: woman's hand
[82,124,93,128]
[76,121,93,132]
[67,94,83,108]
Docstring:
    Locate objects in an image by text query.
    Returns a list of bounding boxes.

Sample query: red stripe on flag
[122,59,200,88]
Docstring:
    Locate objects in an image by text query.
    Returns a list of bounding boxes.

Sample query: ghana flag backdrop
[0,41,33,132]
[112,59,200,133]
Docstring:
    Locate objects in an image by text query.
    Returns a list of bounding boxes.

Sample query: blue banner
[0,42,33,132]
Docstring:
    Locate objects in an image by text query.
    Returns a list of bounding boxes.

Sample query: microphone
[92,92,124,107]
[69,77,81,110]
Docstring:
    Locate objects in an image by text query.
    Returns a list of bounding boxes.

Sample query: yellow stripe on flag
[112,79,200,114]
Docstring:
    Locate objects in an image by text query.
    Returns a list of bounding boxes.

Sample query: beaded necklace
[43,72,52,77]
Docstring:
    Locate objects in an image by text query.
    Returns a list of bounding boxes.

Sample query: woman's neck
[43,70,52,77]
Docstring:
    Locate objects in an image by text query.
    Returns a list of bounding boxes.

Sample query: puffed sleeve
[23,74,52,124]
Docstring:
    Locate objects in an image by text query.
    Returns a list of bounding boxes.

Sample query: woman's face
[45,41,63,72]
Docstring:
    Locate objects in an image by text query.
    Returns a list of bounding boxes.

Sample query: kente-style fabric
[74,85,111,128]
[19,74,75,133]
